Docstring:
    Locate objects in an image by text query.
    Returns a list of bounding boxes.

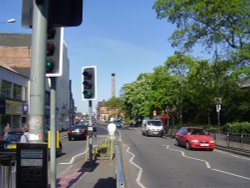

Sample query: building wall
[0,66,29,132]
[56,41,71,130]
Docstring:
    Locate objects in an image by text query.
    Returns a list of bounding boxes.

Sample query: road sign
[216,104,221,112]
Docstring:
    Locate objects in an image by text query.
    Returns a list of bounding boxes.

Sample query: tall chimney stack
[111,73,116,97]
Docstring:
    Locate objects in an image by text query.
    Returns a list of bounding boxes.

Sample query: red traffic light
[47,41,55,56]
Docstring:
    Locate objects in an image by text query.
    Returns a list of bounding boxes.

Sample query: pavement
[56,158,116,188]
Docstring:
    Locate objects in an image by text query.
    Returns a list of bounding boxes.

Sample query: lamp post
[0,18,16,24]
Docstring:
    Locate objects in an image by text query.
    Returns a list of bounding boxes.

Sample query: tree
[106,97,125,118]
[153,0,250,66]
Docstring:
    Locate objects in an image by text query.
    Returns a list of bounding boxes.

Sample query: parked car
[0,128,63,156]
[175,127,215,151]
[67,124,88,141]
[141,119,164,137]
[0,129,23,150]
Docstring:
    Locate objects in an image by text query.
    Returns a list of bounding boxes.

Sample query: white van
[141,119,164,137]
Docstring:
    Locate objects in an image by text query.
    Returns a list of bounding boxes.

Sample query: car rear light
[80,129,86,133]
[67,130,72,133]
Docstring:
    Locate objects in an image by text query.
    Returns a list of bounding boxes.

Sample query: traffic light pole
[88,101,93,165]
[29,1,48,142]
[49,78,57,188]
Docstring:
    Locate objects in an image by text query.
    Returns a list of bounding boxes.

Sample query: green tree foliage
[121,53,250,125]
[153,0,250,66]
[105,97,125,118]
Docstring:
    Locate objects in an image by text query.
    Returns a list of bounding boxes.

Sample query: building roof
[0,33,31,47]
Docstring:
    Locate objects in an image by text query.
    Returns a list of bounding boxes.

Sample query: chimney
[111,73,115,97]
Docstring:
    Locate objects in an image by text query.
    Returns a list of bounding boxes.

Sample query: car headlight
[209,140,215,144]
[191,140,199,143]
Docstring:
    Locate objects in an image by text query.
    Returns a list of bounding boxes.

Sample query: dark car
[0,129,23,150]
[175,127,215,151]
[67,124,88,141]
[0,128,63,156]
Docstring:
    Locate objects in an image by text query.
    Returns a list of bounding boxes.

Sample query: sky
[0,0,182,113]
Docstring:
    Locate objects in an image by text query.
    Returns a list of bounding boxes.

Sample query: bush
[223,122,250,133]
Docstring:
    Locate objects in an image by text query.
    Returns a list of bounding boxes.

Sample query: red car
[175,127,215,151]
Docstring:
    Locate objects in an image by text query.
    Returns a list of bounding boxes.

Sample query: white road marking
[212,169,250,180]
[163,145,250,180]
[124,144,146,188]
[60,149,88,165]
[163,145,211,168]
[231,154,250,160]
[196,144,250,161]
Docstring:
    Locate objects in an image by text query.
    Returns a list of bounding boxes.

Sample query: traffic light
[82,66,97,101]
[22,0,82,28]
[46,27,63,77]
[48,0,83,27]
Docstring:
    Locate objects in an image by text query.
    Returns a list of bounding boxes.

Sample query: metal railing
[116,144,126,188]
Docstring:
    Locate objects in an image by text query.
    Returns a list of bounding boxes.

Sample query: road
[120,127,250,188]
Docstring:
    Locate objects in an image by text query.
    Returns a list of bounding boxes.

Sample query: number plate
[200,143,209,146]
[7,144,17,149]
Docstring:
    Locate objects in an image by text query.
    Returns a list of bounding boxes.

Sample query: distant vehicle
[175,127,215,151]
[67,124,88,141]
[141,119,164,137]
[113,119,123,128]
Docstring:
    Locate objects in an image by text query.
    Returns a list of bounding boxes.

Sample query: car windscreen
[148,121,162,126]
[71,124,87,130]
[187,128,206,135]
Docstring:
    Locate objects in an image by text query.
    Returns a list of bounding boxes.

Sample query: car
[141,119,164,137]
[0,129,23,150]
[67,124,88,141]
[113,119,123,128]
[0,128,63,156]
[175,127,215,151]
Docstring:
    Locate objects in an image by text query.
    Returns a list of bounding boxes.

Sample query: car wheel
[175,139,180,146]
[208,148,214,151]
[186,141,190,150]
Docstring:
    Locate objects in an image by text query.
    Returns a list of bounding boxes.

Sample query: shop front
[0,99,27,131]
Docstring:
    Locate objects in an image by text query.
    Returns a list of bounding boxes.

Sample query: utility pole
[88,101,93,165]
[49,77,57,188]
[29,1,48,142]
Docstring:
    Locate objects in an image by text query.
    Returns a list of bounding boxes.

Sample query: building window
[1,80,12,98]
[12,115,21,129]
[13,84,22,100]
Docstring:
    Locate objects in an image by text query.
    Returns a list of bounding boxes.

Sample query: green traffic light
[84,90,92,98]
[46,59,54,73]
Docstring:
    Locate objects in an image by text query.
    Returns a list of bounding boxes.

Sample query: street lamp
[0,18,16,24]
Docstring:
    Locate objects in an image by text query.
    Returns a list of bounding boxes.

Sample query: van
[141,119,164,137]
